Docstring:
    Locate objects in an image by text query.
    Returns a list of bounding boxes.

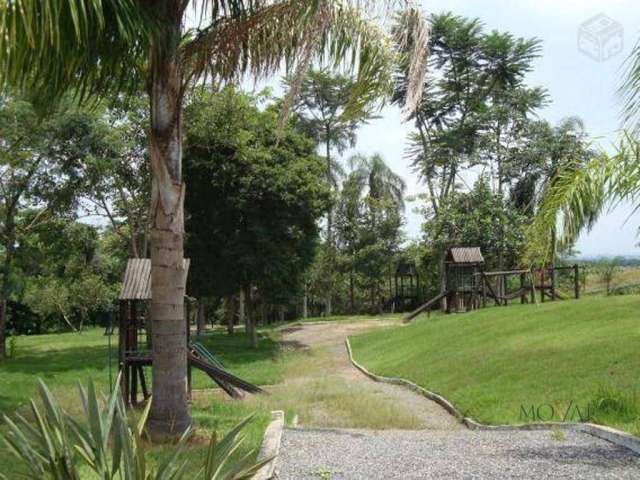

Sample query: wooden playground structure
[117,258,263,407]
[405,247,582,322]
[391,261,421,312]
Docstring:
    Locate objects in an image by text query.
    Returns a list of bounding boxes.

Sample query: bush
[1,378,268,479]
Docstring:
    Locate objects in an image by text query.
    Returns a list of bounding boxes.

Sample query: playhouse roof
[119,258,190,300]
[446,247,484,264]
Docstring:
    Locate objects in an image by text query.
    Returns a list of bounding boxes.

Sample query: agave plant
[1,378,268,479]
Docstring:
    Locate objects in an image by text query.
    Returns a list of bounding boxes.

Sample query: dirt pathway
[278,320,461,431]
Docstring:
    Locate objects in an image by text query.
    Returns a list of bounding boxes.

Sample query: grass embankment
[350,295,640,435]
[0,327,281,477]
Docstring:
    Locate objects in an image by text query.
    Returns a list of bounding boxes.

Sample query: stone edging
[254,410,285,480]
[344,337,640,456]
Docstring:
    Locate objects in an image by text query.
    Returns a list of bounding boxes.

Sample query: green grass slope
[350,296,640,435]
[0,327,282,414]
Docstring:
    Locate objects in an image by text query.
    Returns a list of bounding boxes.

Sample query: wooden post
[540,269,545,303]
[550,267,556,301]
[574,264,580,299]
[481,275,487,308]
[520,273,526,304]
[119,300,129,406]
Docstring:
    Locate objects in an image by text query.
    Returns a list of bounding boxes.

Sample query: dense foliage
[184,87,330,333]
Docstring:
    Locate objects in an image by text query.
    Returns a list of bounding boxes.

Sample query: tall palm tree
[0,0,429,439]
[348,153,407,212]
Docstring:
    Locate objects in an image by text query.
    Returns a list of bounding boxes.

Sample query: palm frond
[182,0,428,114]
[620,39,640,134]
[523,156,609,265]
[0,0,155,103]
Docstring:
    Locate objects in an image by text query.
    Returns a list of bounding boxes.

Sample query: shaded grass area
[0,327,280,478]
[0,328,282,413]
[350,296,640,435]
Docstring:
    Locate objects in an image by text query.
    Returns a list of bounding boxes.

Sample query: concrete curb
[578,423,640,455]
[344,337,640,456]
[254,410,285,480]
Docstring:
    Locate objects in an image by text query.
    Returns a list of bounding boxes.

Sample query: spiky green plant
[1,378,268,479]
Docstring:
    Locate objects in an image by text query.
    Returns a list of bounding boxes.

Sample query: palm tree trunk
[146,14,191,439]
[325,134,335,318]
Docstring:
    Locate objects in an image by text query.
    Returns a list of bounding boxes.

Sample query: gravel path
[277,427,640,479]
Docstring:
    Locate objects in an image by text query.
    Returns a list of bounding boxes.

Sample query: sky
[318,0,640,257]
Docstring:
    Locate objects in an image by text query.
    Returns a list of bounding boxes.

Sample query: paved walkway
[275,321,640,479]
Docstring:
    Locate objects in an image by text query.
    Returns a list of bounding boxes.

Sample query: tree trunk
[225,295,235,335]
[196,301,206,336]
[349,268,355,314]
[302,284,308,319]
[146,13,191,439]
[244,286,258,348]
[238,288,245,331]
[0,238,13,359]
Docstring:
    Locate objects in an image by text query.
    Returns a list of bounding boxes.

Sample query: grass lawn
[0,327,282,477]
[350,295,640,435]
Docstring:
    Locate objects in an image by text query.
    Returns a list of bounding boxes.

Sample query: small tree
[597,257,621,296]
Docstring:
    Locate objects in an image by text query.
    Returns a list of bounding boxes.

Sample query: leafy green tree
[184,87,330,346]
[290,70,377,240]
[423,178,527,271]
[290,69,379,315]
[395,13,542,216]
[14,219,118,332]
[1,0,428,437]
[0,97,91,357]
[334,154,406,312]
[79,98,151,258]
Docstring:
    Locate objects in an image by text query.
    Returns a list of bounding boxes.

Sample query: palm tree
[347,153,407,212]
[0,0,429,439]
